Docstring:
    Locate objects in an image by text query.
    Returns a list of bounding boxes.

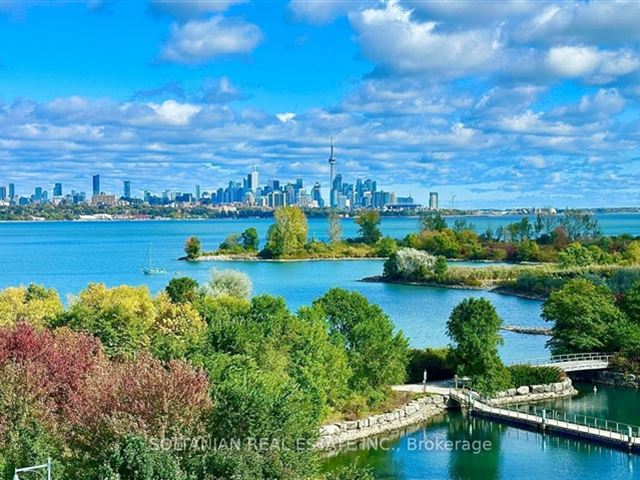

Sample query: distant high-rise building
[8,183,15,200]
[248,166,259,192]
[92,175,100,196]
[123,180,131,198]
[328,137,337,208]
[195,184,201,200]
[34,186,43,201]
[0,186,6,200]
[53,183,62,197]
[429,192,439,210]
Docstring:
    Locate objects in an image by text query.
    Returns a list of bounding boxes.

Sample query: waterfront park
[2,208,640,479]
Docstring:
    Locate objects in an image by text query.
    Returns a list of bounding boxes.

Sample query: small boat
[142,243,167,275]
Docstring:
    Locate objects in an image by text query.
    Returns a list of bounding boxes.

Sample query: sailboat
[142,243,167,275]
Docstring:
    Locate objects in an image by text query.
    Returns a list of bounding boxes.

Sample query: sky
[1,0,640,208]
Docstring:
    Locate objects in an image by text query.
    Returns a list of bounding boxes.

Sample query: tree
[241,227,260,251]
[165,277,199,304]
[151,293,206,361]
[420,211,447,232]
[328,210,342,243]
[542,279,627,354]
[355,210,382,244]
[446,298,511,396]
[207,269,252,299]
[184,236,202,259]
[375,237,397,257]
[219,233,242,252]
[434,255,448,281]
[59,283,157,358]
[0,284,63,327]
[262,206,308,258]
[558,242,594,267]
[311,288,408,403]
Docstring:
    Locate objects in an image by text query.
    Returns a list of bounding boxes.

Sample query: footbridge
[450,388,639,452]
[508,352,613,372]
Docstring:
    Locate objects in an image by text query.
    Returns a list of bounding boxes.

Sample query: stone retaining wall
[570,370,640,389]
[316,395,447,450]
[489,378,577,406]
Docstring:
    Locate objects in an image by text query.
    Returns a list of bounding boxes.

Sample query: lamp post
[14,457,51,480]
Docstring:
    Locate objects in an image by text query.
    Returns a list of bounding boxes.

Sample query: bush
[207,269,252,299]
[406,348,455,382]
[383,248,437,281]
[507,365,564,387]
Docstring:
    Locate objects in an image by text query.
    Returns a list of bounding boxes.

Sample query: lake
[0,218,545,361]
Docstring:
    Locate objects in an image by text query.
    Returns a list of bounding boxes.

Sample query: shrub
[207,269,252,299]
[508,365,564,387]
[383,248,437,281]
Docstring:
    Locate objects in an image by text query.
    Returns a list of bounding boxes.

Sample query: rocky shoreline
[316,395,448,450]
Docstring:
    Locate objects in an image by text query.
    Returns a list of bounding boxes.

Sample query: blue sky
[1,0,640,208]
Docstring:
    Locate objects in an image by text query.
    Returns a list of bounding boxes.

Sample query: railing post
[541,409,546,431]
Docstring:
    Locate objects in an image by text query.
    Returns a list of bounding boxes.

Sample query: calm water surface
[323,384,640,480]
[0,219,545,361]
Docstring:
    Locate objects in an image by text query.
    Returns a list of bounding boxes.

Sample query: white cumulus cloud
[161,16,262,64]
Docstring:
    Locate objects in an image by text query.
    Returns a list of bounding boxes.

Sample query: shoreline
[183,254,386,263]
[359,275,547,301]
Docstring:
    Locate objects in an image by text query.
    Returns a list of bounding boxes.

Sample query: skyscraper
[92,175,100,196]
[195,184,201,200]
[123,180,131,198]
[8,183,15,200]
[328,137,336,208]
[429,192,439,210]
[53,183,62,197]
[248,166,259,192]
[0,186,6,201]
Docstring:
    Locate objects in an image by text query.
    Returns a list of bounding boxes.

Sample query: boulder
[516,386,530,396]
[345,421,358,431]
[320,424,341,436]
[531,385,545,394]
[357,418,370,429]
[507,388,517,396]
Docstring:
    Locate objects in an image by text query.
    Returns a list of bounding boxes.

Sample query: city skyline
[0,142,418,211]
[1,1,640,208]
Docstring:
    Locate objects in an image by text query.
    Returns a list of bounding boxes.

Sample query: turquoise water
[0,219,545,361]
[2,216,639,476]
[323,384,640,479]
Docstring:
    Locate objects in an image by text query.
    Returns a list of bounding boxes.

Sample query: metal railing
[448,386,640,446]
[508,352,613,369]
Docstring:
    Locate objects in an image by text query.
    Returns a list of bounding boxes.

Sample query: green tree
[355,210,382,244]
[558,242,594,267]
[165,277,199,304]
[434,255,448,281]
[420,210,447,232]
[328,210,342,243]
[375,237,397,257]
[542,279,627,354]
[262,206,308,258]
[241,227,260,251]
[446,298,510,396]
[311,288,408,403]
[184,236,202,260]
